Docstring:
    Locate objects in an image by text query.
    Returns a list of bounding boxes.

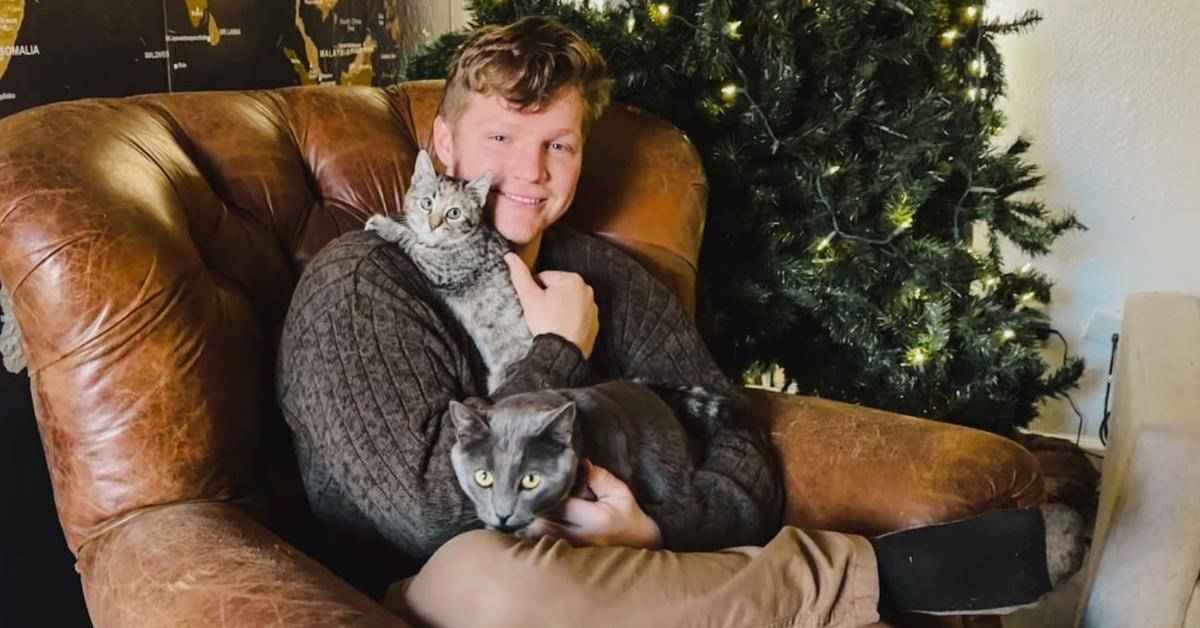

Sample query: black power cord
[1045,328,1088,446]
[1099,332,1119,446]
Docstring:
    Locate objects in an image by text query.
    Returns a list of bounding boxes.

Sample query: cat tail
[634,378,743,429]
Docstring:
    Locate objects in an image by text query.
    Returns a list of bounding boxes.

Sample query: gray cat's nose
[494,515,521,533]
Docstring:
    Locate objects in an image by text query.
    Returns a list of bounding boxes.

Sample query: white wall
[988,0,1200,441]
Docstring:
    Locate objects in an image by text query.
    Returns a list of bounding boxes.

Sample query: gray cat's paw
[1040,503,1087,588]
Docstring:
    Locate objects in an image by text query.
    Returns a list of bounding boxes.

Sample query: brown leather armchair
[0,80,1042,628]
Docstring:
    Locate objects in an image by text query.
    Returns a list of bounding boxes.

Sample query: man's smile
[498,190,548,206]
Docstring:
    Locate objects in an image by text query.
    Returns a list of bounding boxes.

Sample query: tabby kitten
[366,150,531,394]
[447,380,734,538]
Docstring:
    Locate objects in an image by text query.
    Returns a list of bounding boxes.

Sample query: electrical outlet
[1083,310,1122,346]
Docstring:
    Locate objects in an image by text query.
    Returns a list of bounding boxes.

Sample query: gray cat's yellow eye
[474,469,494,488]
[446,207,461,220]
[419,197,433,212]
[520,473,542,490]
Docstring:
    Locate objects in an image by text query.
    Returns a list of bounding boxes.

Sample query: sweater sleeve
[276,232,479,560]
[490,332,595,398]
[577,236,785,551]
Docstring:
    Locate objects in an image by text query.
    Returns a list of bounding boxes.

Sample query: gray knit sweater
[275,226,783,559]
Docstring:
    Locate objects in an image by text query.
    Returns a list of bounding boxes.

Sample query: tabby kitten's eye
[520,473,542,490]
[419,197,433,212]
[446,207,462,220]
[474,469,494,488]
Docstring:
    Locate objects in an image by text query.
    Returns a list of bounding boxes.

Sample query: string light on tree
[941,28,960,46]
[968,55,987,77]
[887,193,916,234]
[650,3,671,25]
[1000,328,1016,342]
[626,14,636,33]
[1013,291,1040,312]
[825,164,842,176]
[723,20,742,39]
[905,346,930,369]
[720,81,739,104]
[815,231,836,251]
[963,5,981,22]
[813,231,837,264]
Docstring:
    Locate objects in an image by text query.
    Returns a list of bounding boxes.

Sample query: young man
[276,16,1084,628]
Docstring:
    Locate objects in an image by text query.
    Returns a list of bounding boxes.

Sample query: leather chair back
[0,81,708,554]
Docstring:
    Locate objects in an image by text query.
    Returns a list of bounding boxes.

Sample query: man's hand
[516,460,662,549]
[505,252,599,359]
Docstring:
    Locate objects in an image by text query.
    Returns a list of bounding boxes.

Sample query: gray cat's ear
[536,402,576,446]
[412,150,437,186]
[448,400,489,443]
[464,170,493,206]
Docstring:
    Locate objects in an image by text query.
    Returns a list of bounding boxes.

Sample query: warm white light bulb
[907,347,928,367]
[1001,329,1016,341]
[816,232,836,251]
[720,82,739,102]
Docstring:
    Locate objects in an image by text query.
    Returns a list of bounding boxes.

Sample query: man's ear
[432,114,456,178]
[448,400,490,443]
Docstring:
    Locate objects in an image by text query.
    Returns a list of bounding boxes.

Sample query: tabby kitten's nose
[428,213,444,230]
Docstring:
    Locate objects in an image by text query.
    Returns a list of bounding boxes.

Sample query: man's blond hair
[440,16,614,137]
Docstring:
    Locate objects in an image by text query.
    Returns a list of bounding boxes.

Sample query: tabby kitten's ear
[448,400,490,443]
[464,170,493,206]
[412,150,437,187]
[535,402,576,446]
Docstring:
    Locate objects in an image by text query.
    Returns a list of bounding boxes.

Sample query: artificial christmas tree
[407,0,1085,434]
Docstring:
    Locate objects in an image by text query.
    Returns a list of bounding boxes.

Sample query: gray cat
[366,150,531,394]
[447,380,733,537]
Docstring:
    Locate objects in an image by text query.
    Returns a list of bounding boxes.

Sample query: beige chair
[1075,292,1200,628]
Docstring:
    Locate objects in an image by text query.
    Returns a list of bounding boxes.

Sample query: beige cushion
[1186,582,1200,628]
[1076,292,1200,628]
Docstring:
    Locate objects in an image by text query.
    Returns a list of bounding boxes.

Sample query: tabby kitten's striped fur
[366,150,531,394]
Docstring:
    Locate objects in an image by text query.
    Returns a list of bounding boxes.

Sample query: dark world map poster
[0,0,406,118]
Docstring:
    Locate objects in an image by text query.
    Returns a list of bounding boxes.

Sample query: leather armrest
[745,388,1044,535]
[77,502,407,627]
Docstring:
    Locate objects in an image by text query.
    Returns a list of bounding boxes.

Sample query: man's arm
[568,234,786,551]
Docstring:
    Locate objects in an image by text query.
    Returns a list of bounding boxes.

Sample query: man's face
[432,87,586,246]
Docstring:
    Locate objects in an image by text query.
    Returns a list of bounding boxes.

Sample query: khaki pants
[387,526,882,628]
